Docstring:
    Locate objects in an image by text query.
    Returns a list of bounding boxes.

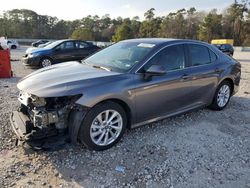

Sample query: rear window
[188,44,211,66]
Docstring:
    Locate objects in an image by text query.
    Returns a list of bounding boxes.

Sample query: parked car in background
[213,44,234,56]
[211,39,234,57]
[7,40,19,49]
[22,39,100,67]
[25,41,53,54]
[31,40,49,47]
[37,41,53,48]
[12,39,241,151]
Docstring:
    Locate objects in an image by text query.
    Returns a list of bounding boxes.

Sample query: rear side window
[55,41,75,50]
[76,41,89,49]
[209,50,217,62]
[188,44,210,66]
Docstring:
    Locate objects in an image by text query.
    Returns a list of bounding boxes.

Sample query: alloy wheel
[90,110,123,146]
[41,59,52,67]
[217,85,230,107]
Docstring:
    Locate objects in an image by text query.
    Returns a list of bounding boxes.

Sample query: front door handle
[181,74,191,80]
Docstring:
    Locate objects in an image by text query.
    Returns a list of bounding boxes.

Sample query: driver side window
[55,41,75,50]
[145,44,185,71]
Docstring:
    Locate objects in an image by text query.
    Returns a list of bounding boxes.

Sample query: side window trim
[183,44,191,67]
[135,42,219,74]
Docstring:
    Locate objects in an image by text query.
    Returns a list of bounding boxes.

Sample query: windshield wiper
[92,65,111,71]
[81,60,111,71]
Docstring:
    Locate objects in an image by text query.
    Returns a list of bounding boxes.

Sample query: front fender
[75,91,135,111]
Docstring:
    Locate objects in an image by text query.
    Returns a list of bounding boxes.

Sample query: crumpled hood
[17,61,120,97]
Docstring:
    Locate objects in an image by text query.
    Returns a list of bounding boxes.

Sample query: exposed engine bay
[10,91,86,145]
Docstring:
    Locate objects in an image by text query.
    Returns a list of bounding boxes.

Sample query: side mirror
[144,64,166,80]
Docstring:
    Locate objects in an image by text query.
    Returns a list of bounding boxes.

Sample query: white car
[25,41,52,54]
[7,40,19,49]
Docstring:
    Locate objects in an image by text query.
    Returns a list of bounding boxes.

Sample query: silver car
[11,39,241,150]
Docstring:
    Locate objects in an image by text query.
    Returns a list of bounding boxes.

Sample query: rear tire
[79,102,127,151]
[209,80,232,110]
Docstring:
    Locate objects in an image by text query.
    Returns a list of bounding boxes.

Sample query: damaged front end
[10,91,87,146]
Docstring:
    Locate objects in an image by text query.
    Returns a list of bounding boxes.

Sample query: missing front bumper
[10,102,88,150]
[10,111,58,141]
[10,111,32,140]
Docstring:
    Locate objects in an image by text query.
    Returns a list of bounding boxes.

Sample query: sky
[0,0,235,20]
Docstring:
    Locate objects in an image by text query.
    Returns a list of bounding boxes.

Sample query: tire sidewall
[79,102,127,151]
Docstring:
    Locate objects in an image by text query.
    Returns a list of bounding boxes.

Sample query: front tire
[79,102,127,151]
[209,81,232,110]
[40,58,52,68]
[11,45,17,49]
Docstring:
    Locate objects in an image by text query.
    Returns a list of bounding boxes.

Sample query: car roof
[122,38,210,46]
[55,39,86,43]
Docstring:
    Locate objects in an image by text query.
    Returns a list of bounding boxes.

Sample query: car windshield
[83,41,156,73]
[44,40,63,49]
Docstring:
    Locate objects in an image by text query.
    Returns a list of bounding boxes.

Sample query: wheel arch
[92,98,133,129]
[218,77,234,94]
[39,56,54,67]
[11,45,17,49]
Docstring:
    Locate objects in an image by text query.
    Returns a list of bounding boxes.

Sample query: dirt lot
[0,46,250,188]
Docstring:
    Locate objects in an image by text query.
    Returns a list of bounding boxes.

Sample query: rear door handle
[215,68,222,73]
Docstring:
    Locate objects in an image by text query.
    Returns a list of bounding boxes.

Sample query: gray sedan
[11,38,241,150]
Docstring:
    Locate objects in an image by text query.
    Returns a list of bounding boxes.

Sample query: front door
[52,41,76,63]
[134,44,197,124]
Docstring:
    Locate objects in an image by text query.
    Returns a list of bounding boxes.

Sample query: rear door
[184,43,219,104]
[74,41,97,60]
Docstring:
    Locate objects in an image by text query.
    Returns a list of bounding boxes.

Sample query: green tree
[160,9,187,38]
[243,9,250,45]
[222,1,248,45]
[185,8,205,39]
[71,28,94,40]
[139,8,161,37]
[144,8,155,20]
[112,23,133,42]
[198,9,223,42]
[1,5,249,46]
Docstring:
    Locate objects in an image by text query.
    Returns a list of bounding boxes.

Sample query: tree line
[0,0,249,46]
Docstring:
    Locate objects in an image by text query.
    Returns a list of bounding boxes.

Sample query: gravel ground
[0,47,250,188]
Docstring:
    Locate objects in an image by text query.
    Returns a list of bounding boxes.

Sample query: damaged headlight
[32,94,83,129]
[45,94,83,109]
[18,91,46,107]
[30,95,46,107]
